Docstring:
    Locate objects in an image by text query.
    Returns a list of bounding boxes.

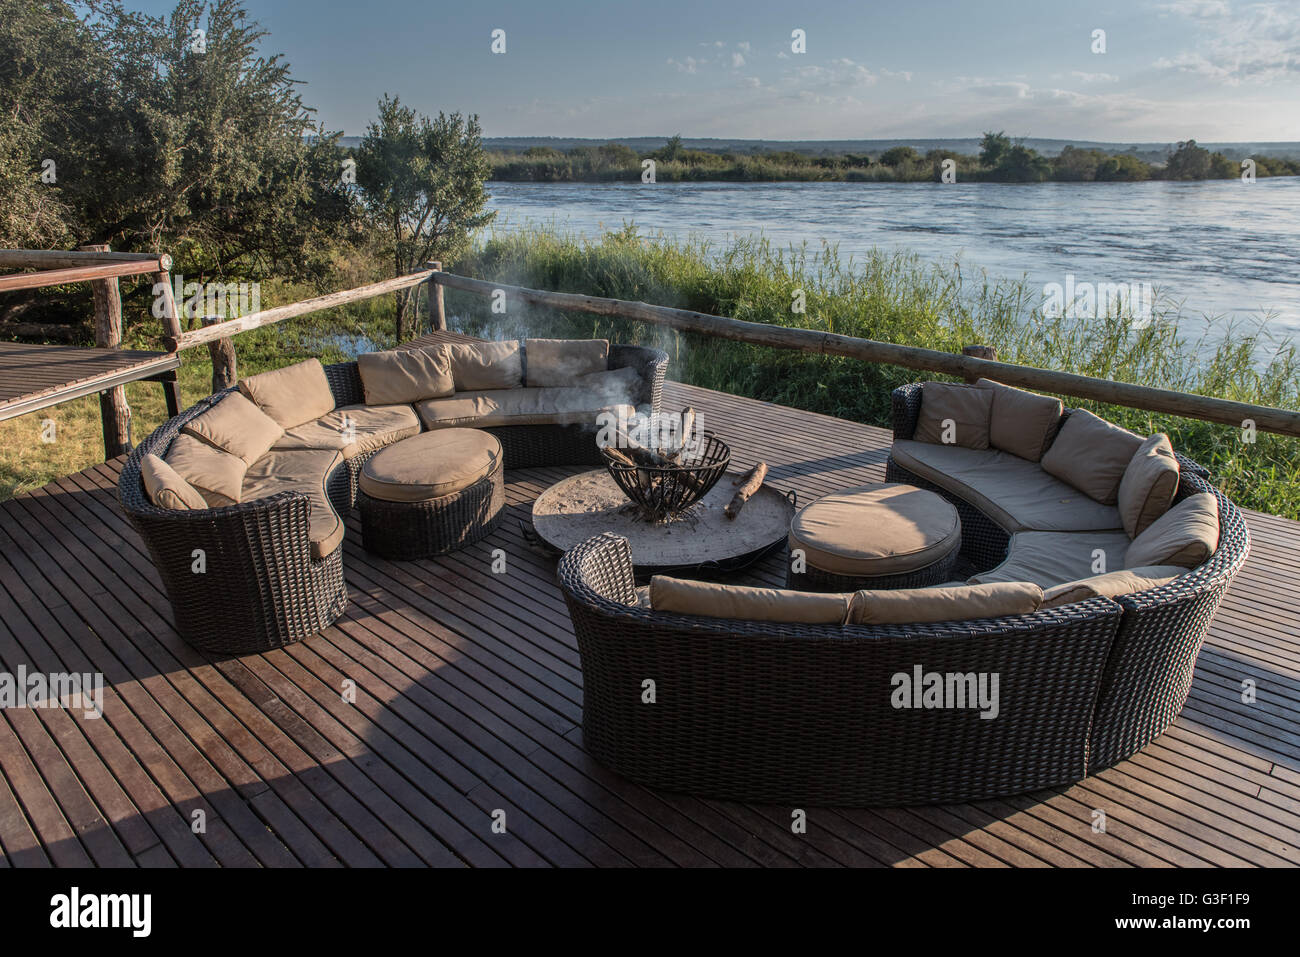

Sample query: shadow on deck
[1,380,1298,867]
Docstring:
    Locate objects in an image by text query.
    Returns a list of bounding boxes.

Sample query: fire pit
[600,432,730,522]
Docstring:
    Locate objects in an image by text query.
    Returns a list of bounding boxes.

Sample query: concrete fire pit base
[531,469,796,576]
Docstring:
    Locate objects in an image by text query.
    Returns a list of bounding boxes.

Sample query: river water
[485,178,1300,353]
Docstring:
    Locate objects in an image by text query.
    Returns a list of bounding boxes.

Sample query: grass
[4,223,1298,520]
[451,225,1300,518]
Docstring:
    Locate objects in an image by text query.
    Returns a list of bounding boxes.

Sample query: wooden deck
[1,379,1299,867]
[0,341,179,422]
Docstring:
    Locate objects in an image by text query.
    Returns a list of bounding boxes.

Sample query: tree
[657,134,685,162]
[878,146,919,167]
[0,0,356,286]
[356,95,495,340]
[979,131,1012,168]
[1094,154,1149,181]
[1164,140,1212,180]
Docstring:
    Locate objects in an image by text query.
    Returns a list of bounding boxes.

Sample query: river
[485,178,1300,353]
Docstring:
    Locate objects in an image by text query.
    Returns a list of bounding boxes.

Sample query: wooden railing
[428,271,1300,439]
[0,247,184,456]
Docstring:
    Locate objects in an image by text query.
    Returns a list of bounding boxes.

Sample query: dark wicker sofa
[556,382,1249,806]
[119,344,667,655]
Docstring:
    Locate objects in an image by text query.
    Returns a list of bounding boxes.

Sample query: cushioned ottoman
[786,482,962,591]
[357,428,504,559]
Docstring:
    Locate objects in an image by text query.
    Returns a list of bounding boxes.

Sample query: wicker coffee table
[357,428,504,559]
[786,482,961,591]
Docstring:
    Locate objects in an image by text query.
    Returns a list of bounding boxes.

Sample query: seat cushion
[650,576,852,624]
[1123,492,1219,569]
[237,358,335,430]
[892,440,1124,533]
[969,530,1133,587]
[974,379,1063,462]
[415,387,632,430]
[447,340,522,391]
[273,404,420,460]
[1117,433,1180,537]
[241,448,345,559]
[1041,409,1144,505]
[357,344,454,405]
[852,581,1043,625]
[789,483,961,576]
[359,429,502,503]
[181,391,284,464]
[1041,565,1187,608]
[140,453,208,510]
[164,433,247,507]
[913,382,992,450]
[525,338,609,388]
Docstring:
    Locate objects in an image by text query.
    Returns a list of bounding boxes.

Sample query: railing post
[203,314,237,392]
[425,261,446,331]
[155,270,184,416]
[961,344,997,383]
[79,244,132,459]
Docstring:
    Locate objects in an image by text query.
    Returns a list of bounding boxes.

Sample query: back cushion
[1041,565,1186,608]
[1117,433,1180,537]
[851,581,1042,624]
[238,358,335,430]
[974,379,1063,462]
[164,434,247,507]
[447,340,522,391]
[1040,409,1144,504]
[573,366,641,405]
[1123,492,1220,569]
[182,392,284,464]
[357,344,454,405]
[140,453,208,510]
[525,338,610,388]
[650,576,852,624]
[912,382,993,450]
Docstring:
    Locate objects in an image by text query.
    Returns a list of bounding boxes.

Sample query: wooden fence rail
[430,270,1300,439]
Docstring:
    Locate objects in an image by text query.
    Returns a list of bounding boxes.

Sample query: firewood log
[725,462,767,519]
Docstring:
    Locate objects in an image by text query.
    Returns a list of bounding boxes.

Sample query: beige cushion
[273,403,420,460]
[416,387,632,430]
[1042,565,1187,608]
[974,379,1063,462]
[238,358,335,430]
[1123,492,1219,569]
[447,340,522,391]
[164,434,247,507]
[788,483,961,576]
[852,581,1043,625]
[525,338,609,388]
[891,440,1123,533]
[140,453,208,510]
[650,576,852,624]
[1117,433,1180,537]
[241,449,345,559]
[181,391,284,464]
[357,344,454,405]
[969,529,1133,587]
[359,429,501,503]
[1041,409,1143,505]
[913,382,992,450]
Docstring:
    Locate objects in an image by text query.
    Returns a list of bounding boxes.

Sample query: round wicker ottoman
[786,482,961,591]
[357,429,504,559]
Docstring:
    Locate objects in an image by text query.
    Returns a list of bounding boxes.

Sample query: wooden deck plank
[2,367,1299,867]
[0,341,179,422]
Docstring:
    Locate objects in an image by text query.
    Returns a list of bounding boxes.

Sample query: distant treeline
[490,133,1300,183]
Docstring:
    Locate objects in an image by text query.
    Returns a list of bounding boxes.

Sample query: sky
[126,0,1300,141]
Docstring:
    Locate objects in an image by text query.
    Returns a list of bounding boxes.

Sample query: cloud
[667,57,698,74]
[1155,1,1300,84]
[732,52,746,68]
[1070,71,1119,83]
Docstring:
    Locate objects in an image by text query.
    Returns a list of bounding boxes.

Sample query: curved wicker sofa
[557,383,1249,807]
[120,345,667,655]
